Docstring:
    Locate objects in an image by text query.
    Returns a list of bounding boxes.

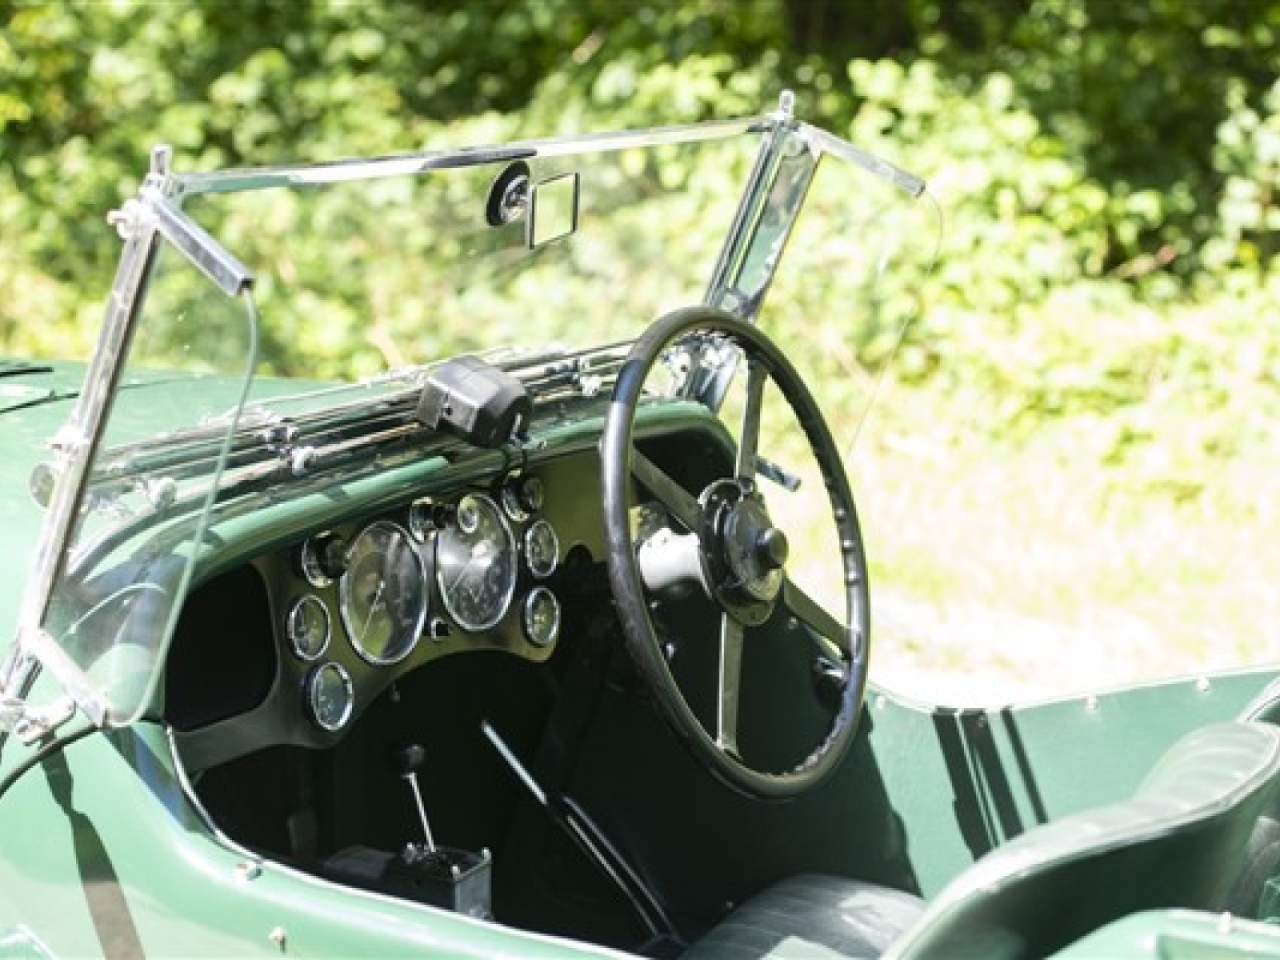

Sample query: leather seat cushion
[683,874,926,960]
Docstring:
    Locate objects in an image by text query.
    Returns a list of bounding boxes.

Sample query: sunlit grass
[846,387,1280,705]
[712,341,1280,706]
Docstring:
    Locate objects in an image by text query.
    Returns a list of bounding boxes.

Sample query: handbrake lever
[481,720,679,945]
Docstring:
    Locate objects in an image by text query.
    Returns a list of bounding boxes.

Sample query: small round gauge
[436,493,517,632]
[339,521,428,665]
[502,475,544,521]
[524,518,560,578]
[306,662,354,732]
[523,586,561,647]
[286,595,331,661]
[299,532,346,587]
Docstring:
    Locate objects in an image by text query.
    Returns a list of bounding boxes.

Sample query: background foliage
[3,0,1279,698]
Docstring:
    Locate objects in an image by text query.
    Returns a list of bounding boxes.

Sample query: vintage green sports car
[4,93,1280,959]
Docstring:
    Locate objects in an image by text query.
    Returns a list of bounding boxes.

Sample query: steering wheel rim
[602,305,870,800]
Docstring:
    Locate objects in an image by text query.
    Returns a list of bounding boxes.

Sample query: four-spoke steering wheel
[602,306,870,800]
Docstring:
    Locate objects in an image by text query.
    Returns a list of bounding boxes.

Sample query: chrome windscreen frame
[0,146,255,736]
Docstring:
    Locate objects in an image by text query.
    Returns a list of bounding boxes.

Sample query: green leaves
[1,0,1277,483]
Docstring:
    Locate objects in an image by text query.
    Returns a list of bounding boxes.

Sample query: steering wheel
[602,305,870,799]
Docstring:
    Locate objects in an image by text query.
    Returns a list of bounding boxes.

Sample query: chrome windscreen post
[7,144,256,732]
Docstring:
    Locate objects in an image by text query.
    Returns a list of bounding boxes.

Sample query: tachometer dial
[286,595,331,661]
[306,662,354,731]
[524,518,560,578]
[436,493,517,632]
[339,521,427,664]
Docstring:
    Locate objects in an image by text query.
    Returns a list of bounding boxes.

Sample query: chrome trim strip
[171,117,764,197]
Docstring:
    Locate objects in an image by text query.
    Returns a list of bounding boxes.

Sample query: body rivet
[235,861,261,881]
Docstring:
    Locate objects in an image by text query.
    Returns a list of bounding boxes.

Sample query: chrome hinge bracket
[10,696,77,745]
[0,696,26,735]
[0,692,77,744]
[106,198,147,241]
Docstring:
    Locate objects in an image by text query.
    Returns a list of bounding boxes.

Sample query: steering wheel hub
[701,479,786,624]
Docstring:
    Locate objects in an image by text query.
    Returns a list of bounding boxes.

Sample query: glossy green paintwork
[6,668,1275,957]
[868,668,1279,897]
[1051,909,1280,958]
[0,719,631,958]
[0,364,83,649]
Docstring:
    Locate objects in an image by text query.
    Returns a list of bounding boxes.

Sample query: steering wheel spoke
[630,449,701,534]
[716,614,745,757]
[782,577,855,658]
[734,358,767,482]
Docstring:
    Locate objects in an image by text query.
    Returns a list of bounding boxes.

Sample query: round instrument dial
[523,586,561,647]
[436,493,517,632]
[306,662,354,732]
[286,595,331,661]
[299,532,345,587]
[524,518,560,578]
[339,521,427,664]
[502,475,544,521]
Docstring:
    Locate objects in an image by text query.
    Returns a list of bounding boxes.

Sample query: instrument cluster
[281,474,563,734]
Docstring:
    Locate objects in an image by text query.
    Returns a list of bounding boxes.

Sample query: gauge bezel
[436,493,517,633]
[501,475,544,522]
[306,661,354,732]
[286,594,331,661]
[299,532,337,587]
[339,520,429,665]
[524,518,560,578]
[523,585,561,647]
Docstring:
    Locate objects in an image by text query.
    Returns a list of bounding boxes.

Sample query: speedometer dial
[339,521,427,664]
[436,493,517,632]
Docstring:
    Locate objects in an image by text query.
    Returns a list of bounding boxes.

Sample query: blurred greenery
[3,0,1279,694]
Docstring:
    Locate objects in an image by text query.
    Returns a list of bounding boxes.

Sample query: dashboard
[166,447,617,773]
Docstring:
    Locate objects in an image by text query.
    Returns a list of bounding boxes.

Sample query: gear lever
[321,740,491,918]
[391,742,436,854]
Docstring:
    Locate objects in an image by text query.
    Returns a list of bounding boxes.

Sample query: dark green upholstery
[682,876,926,960]
[683,722,1280,960]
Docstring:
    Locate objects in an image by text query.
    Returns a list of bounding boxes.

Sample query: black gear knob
[392,743,426,778]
